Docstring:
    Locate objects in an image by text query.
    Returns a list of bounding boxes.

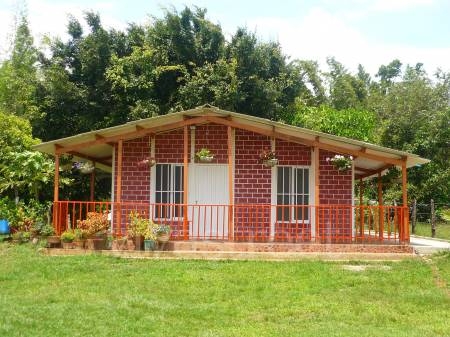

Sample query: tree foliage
[0,6,448,206]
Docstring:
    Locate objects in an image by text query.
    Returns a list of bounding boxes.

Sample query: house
[34,105,429,246]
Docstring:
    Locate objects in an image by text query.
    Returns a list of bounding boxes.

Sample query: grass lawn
[412,222,450,240]
[0,244,449,337]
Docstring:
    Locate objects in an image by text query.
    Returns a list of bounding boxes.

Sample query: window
[155,164,184,218]
[276,166,309,222]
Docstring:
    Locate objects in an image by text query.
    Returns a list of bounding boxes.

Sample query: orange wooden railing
[52,201,409,244]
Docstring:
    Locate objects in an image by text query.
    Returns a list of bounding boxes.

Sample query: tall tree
[0,11,40,122]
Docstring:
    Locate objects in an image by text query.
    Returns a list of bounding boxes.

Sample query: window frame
[275,165,310,223]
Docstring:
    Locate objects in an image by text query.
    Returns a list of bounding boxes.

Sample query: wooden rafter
[204,115,405,166]
[356,164,394,179]
[55,116,208,155]
[68,151,111,167]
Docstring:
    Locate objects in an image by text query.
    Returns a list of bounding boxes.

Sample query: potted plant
[111,236,128,250]
[128,211,154,250]
[156,224,171,243]
[143,227,157,251]
[259,149,278,167]
[73,228,86,249]
[196,148,214,163]
[76,212,110,250]
[326,154,353,172]
[61,230,75,249]
[137,157,156,168]
[11,231,24,244]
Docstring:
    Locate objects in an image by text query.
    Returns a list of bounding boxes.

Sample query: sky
[1,0,450,76]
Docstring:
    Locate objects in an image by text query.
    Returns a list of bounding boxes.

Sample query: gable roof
[33,105,429,179]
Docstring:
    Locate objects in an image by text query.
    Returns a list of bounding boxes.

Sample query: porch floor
[43,240,415,260]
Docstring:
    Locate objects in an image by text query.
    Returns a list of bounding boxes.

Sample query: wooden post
[115,140,123,236]
[431,199,436,238]
[411,199,417,234]
[378,172,384,241]
[314,146,320,242]
[89,165,96,202]
[401,162,408,242]
[227,126,234,240]
[53,153,60,234]
[183,125,189,240]
[359,178,364,239]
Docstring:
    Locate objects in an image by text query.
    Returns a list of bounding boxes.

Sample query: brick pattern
[111,127,355,243]
[275,140,311,166]
[234,130,272,239]
[195,124,228,163]
[155,129,186,163]
[318,150,353,241]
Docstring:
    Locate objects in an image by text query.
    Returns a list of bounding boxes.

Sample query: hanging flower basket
[326,154,353,172]
[137,157,156,167]
[259,149,278,167]
[263,158,278,167]
[74,162,95,174]
[196,148,214,163]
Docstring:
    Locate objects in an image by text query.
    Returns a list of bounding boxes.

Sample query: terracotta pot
[134,235,145,250]
[157,233,170,243]
[73,240,85,249]
[127,239,135,251]
[47,235,61,248]
[112,239,128,250]
[86,238,106,250]
[62,242,74,249]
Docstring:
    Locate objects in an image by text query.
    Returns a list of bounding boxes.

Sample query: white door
[188,164,229,239]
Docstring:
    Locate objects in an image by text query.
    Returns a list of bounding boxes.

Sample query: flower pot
[112,239,128,250]
[134,235,145,251]
[86,238,106,250]
[47,235,61,248]
[73,239,85,249]
[263,158,278,167]
[127,239,136,251]
[62,242,74,249]
[199,155,214,163]
[144,239,156,251]
[157,233,170,243]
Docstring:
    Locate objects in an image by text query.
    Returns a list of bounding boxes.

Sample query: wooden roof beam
[55,116,208,154]
[68,151,111,167]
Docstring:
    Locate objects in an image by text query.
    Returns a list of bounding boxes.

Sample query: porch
[52,200,410,244]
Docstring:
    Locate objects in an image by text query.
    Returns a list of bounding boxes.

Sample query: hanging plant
[73,161,95,174]
[259,149,278,167]
[326,154,353,172]
[196,148,214,162]
[137,157,156,167]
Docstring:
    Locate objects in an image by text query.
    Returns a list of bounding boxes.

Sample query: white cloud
[370,0,435,12]
[247,6,450,76]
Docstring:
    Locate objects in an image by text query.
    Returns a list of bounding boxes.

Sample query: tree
[0,11,40,122]
[292,103,376,142]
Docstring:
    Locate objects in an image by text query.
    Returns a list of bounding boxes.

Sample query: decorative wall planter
[138,158,156,168]
[262,158,278,167]
[198,155,214,163]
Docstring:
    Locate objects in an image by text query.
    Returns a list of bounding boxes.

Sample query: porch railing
[52,201,409,244]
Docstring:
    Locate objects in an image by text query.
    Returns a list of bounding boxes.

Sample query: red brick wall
[111,126,354,243]
[318,150,353,242]
[275,140,311,166]
[234,130,271,240]
[155,129,185,163]
[195,124,228,164]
